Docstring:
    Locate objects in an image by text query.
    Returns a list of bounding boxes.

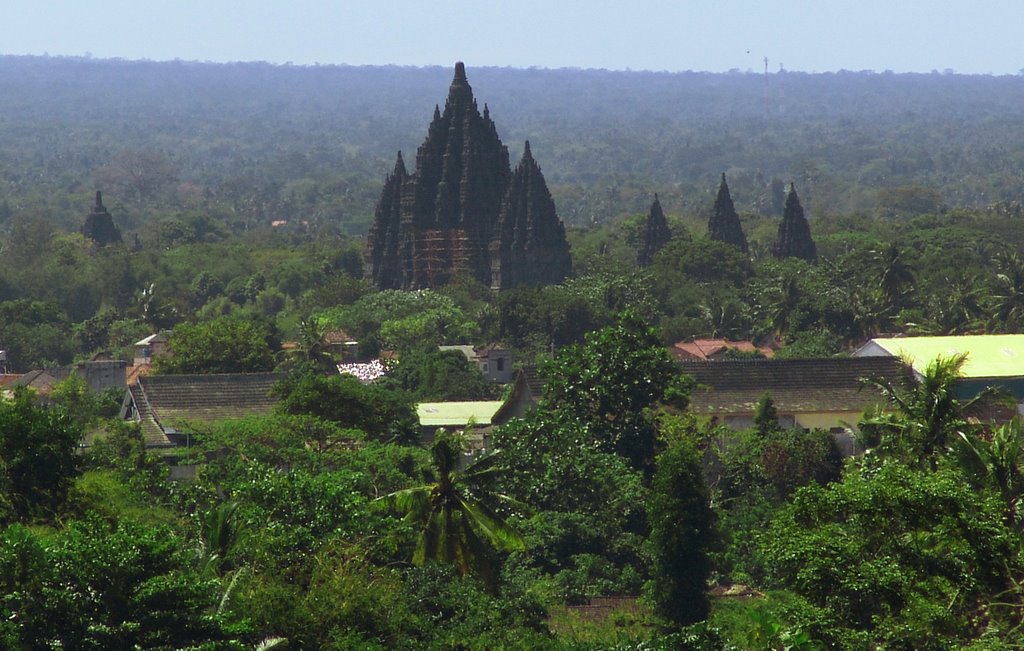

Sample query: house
[119,372,285,449]
[854,334,1024,411]
[417,400,512,453]
[3,369,61,397]
[671,338,774,361]
[324,330,359,361]
[71,355,128,392]
[681,357,910,455]
[1,355,127,400]
[133,333,170,366]
[439,344,515,383]
[498,366,546,419]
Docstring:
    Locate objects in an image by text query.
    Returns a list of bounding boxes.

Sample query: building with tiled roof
[120,372,285,448]
[671,338,774,361]
[439,344,515,383]
[681,357,909,452]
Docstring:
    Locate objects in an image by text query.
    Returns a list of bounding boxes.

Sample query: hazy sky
[5,0,1023,74]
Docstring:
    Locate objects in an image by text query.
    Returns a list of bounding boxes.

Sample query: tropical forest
[3,55,1024,649]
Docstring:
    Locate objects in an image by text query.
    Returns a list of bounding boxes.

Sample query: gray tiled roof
[130,372,285,446]
[681,357,909,415]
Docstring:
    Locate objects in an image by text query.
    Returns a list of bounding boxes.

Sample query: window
[496,358,505,372]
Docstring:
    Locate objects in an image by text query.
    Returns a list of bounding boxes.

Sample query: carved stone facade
[491,142,572,289]
[773,183,817,261]
[367,63,571,290]
[81,191,122,246]
[708,173,748,254]
[637,194,671,267]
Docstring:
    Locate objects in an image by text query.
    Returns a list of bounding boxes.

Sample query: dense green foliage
[647,440,716,627]
[0,388,81,523]
[154,314,279,374]
[7,58,1024,648]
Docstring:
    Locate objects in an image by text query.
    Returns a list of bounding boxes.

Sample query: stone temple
[366,62,571,290]
[81,191,122,246]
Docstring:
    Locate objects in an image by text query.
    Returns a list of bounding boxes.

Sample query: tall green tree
[0,516,250,649]
[273,371,417,442]
[154,315,277,374]
[0,388,81,523]
[540,311,689,472]
[647,440,716,628]
[759,462,1016,649]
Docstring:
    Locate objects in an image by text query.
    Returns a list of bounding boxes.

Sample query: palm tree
[375,431,525,588]
[910,276,986,335]
[861,354,996,469]
[990,253,1024,332]
[956,419,1024,526]
[870,242,915,313]
[279,317,336,374]
[199,501,245,575]
[755,271,801,339]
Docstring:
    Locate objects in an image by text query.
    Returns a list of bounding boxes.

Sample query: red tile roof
[672,338,774,361]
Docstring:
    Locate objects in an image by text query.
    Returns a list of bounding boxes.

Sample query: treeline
[1,56,1024,237]
[4,190,1024,372]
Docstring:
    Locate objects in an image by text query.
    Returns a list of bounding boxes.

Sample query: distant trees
[94,150,180,205]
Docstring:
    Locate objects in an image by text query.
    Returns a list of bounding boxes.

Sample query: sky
[5,0,1023,75]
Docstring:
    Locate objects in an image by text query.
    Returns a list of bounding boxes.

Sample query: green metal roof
[868,335,1024,378]
[417,401,505,427]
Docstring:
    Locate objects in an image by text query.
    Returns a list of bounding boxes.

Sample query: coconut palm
[279,317,336,374]
[376,431,525,588]
[910,276,986,335]
[956,419,1024,526]
[861,354,996,469]
[870,242,915,312]
[199,501,245,575]
[990,253,1024,332]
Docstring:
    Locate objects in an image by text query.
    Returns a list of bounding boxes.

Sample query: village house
[670,338,774,361]
[681,357,910,455]
[438,344,515,384]
[120,372,285,449]
[417,399,514,454]
[855,334,1024,414]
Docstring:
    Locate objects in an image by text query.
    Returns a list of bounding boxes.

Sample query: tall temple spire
[773,183,817,261]
[492,142,572,289]
[367,63,569,290]
[81,189,121,246]
[366,151,410,289]
[708,173,749,253]
[638,193,672,267]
